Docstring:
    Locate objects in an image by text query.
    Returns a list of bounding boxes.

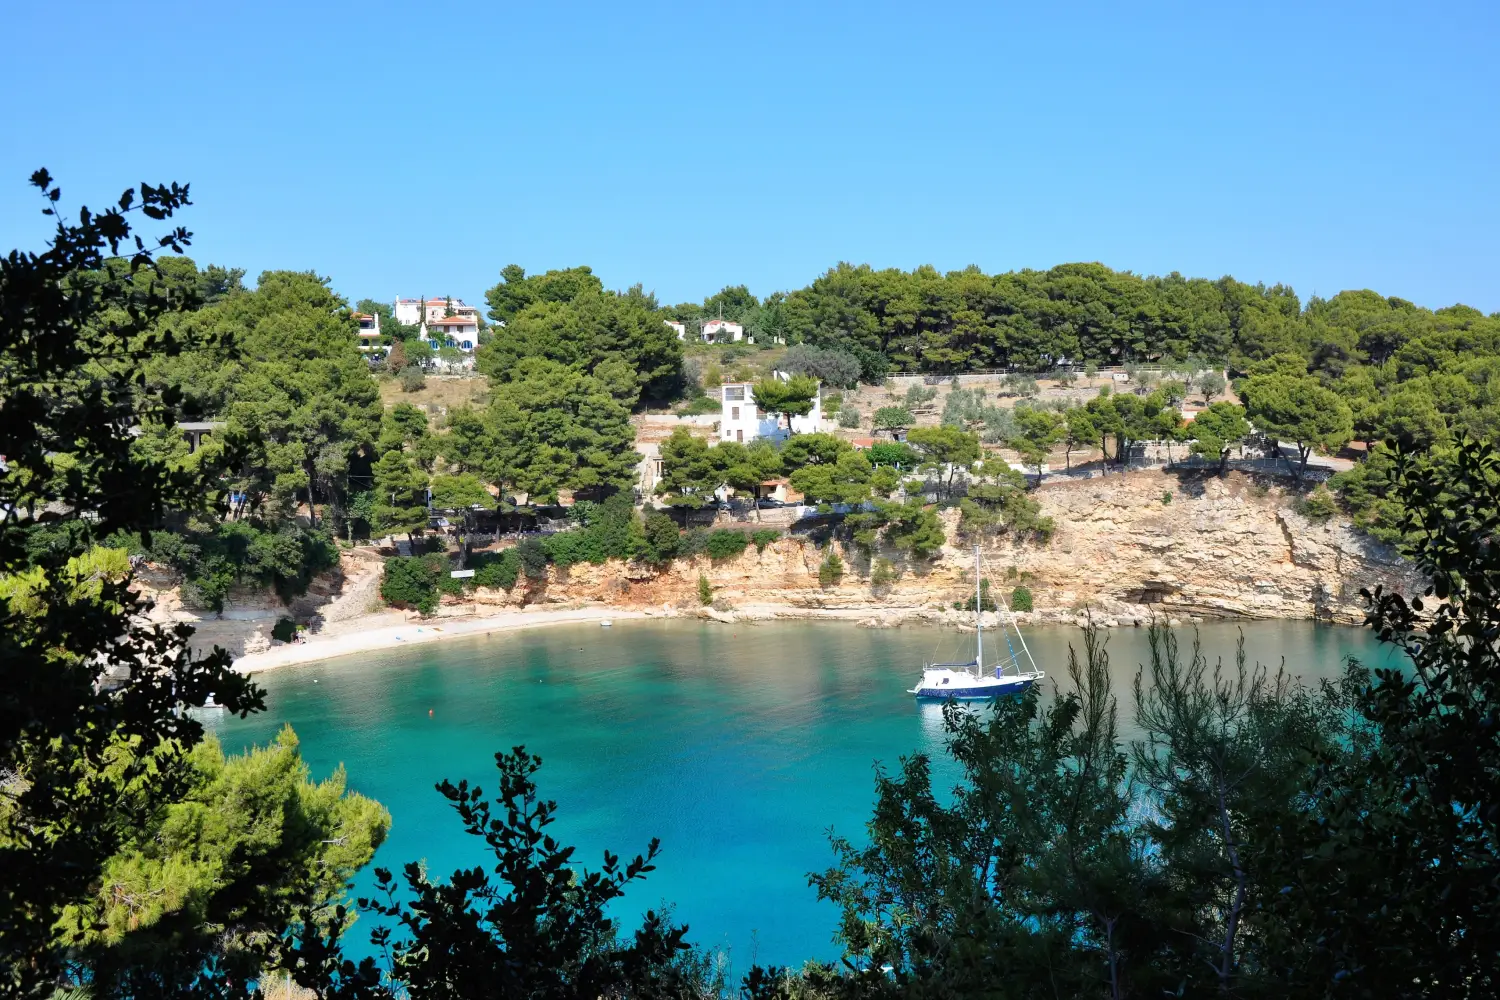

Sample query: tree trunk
[303,460,320,527]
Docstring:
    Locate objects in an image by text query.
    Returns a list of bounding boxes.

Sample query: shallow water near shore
[212,619,1398,972]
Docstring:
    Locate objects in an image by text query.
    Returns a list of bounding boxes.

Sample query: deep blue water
[211,619,1397,972]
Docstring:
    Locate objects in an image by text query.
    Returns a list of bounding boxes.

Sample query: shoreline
[232,607,652,674]
[228,599,1342,675]
[230,602,951,674]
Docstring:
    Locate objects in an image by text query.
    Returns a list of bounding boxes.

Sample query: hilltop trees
[1010,408,1066,485]
[483,263,604,324]
[906,425,981,498]
[484,359,637,503]
[155,269,381,526]
[1190,402,1251,473]
[777,344,862,388]
[479,272,683,406]
[1242,374,1354,479]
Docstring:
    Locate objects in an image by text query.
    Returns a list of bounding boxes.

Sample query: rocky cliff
[139,470,1423,654]
[454,470,1421,628]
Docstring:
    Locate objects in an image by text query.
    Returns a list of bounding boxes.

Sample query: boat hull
[909,670,1040,700]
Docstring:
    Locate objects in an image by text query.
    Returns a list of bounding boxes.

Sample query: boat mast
[974,544,982,677]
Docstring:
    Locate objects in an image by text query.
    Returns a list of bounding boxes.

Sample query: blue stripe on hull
[914,681,1035,700]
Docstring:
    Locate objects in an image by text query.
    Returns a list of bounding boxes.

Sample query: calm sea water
[211,619,1398,972]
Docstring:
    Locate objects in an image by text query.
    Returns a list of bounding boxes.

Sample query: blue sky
[2,0,1496,313]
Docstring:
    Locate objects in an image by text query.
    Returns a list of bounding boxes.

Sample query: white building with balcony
[719,372,822,443]
[429,314,479,352]
[702,318,744,343]
[354,312,381,350]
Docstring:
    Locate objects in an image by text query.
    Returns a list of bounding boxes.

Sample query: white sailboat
[909,545,1044,699]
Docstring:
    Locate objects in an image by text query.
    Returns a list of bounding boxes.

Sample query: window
[731,406,740,420]
[462,340,473,350]
[736,429,743,443]
[724,385,745,402]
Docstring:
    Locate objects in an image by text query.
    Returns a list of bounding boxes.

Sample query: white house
[393,298,423,326]
[719,371,822,443]
[354,312,381,350]
[664,319,687,340]
[429,314,479,352]
[701,318,744,344]
[394,296,481,328]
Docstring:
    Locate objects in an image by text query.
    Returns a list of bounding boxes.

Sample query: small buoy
[313,679,318,683]
[428,709,433,717]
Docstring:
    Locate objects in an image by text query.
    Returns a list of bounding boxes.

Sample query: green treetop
[1242,373,1354,479]
[752,374,820,434]
[654,427,721,508]
[429,472,498,566]
[484,358,638,504]
[1010,407,1065,485]
[1190,402,1251,473]
[371,449,430,541]
[906,425,982,499]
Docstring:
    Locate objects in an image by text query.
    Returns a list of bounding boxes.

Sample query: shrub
[819,549,845,588]
[399,365,426,392]
[642,512,681,563]
[954,578,998,612]
[1300,485,1339,520]
[837,407,861,429]
[142,521,339,612]
[676,396,720,416]
[868,442,918,468]
[1010,584,1034,613]
[435,557,467,595]
[870,557,898,589]
[873,406,915,431]
[1161,491,1173,505]
[697,573,713,606]
[751,529,780,553]
[471,549,520,590]
[704,529,749,561]
[904,385,938,410]
[516,537,549,580]
[545,494,643,568]
[381,556,439,614]
[680,527,711,557]
[822,392,843,416]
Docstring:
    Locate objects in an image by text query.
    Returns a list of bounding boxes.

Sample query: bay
[212,619,1399,972]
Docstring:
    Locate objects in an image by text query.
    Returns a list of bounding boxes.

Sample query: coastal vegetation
[8,172,1500,997]
[0,172,377,995]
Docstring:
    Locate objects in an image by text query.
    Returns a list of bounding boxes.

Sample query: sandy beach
[231,607,653,674]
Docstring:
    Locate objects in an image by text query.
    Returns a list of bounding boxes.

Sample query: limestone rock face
[134,471,1423,637]
[134,549,386,658]
[454,471,1421,627]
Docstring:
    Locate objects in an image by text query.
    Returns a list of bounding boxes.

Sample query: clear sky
[2,0,1495,314]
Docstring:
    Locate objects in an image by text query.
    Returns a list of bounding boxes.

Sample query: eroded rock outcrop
[462,471,1420,627]
[135,471,1423,645]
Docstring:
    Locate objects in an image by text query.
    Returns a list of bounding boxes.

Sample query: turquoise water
[212,619,1398,972]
